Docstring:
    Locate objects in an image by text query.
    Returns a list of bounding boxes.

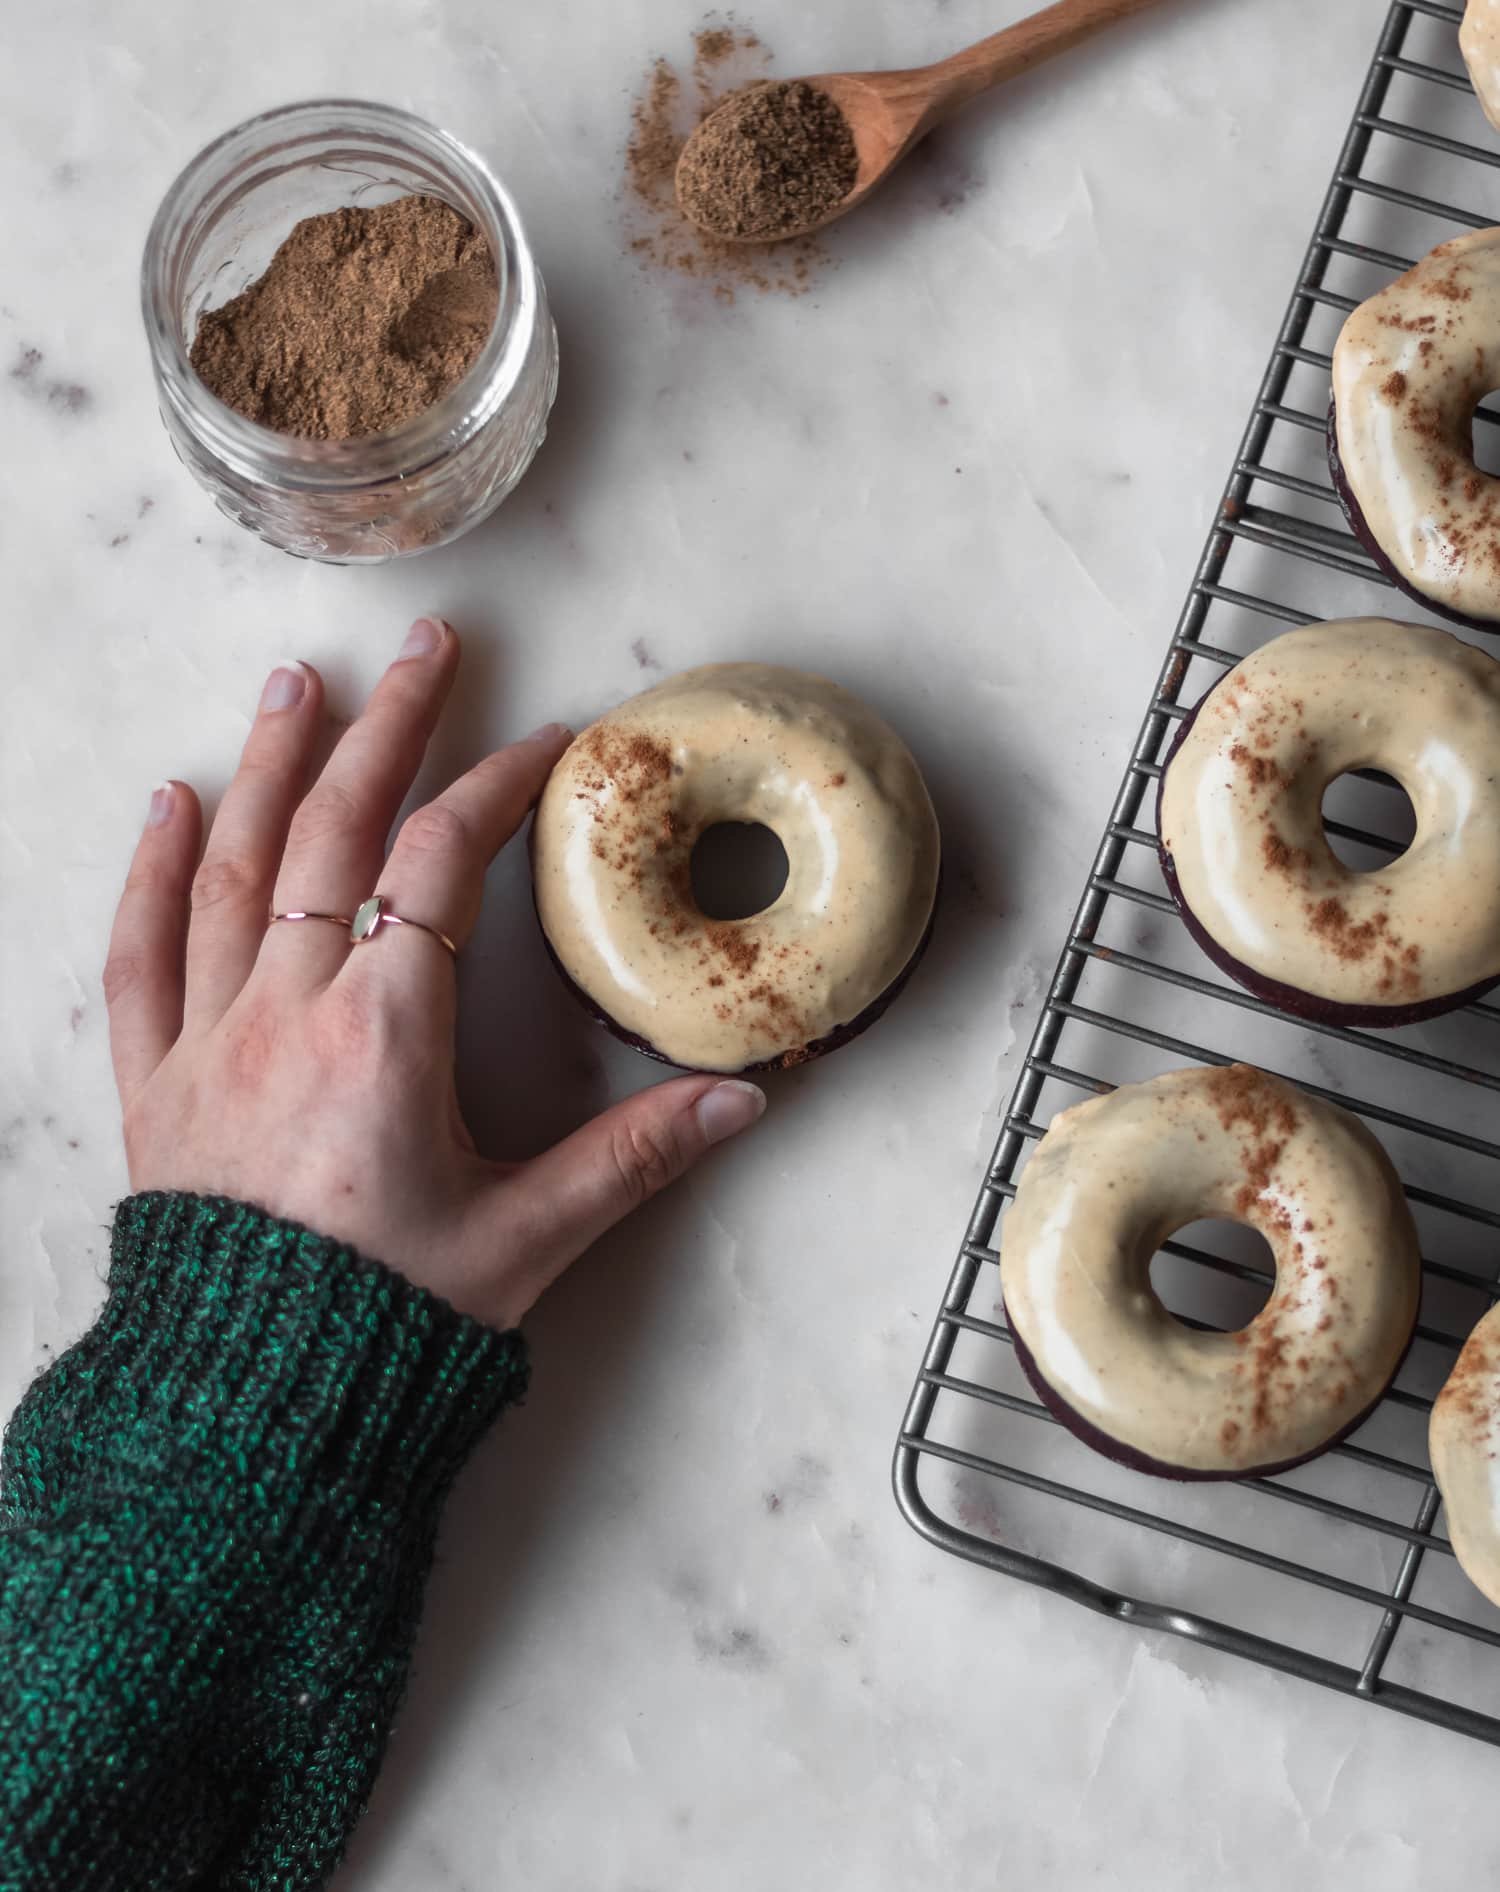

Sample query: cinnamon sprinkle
[1261,830,1308,876]
[1203,1065,1298,1141]
[581,727,673,802]
[1423,268,1473,302]
[1229,743,1280,789]
[705,925,761,975]
[1249,1323,1293,1434]
[1207,1067,1302,1260]
[1440,1341,1496,1439]
[1305,896,1395,966]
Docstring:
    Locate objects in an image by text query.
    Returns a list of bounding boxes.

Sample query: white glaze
[1331,227,1500,621]
[1462,0,1500,132]
[1159,617,1500,1011]
[1000,1066,1420,1475]
[531,664,941,1072]
[1431,1303,1500,1609]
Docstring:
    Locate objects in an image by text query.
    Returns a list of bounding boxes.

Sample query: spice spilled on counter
[190,195,497,439]
[624,23,833,300]
[677,80,858,240]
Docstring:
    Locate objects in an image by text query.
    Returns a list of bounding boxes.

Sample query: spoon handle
[928,0,1171,112]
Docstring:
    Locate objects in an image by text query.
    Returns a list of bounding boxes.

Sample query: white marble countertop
[5,0,1495,1885]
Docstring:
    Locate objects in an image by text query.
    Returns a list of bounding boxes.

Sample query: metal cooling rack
[894,0,1500,1746]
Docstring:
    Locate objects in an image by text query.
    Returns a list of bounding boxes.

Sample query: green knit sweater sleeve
[0,1191,529,1892]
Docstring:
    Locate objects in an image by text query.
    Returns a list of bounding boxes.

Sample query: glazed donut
[1462,0,1500,133]
[1431,1305,1500,1608]
[530,663,941,1073]
[1330,227,1500,626]
[1158,618,1500,1026]
[1000,1065,1420,1480]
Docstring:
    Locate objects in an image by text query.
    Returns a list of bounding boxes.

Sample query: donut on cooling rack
[1462,0,1500,132]
[1431,1304,1500,1608]
[1000,1065,1421,1481]
[530,663,941,1073]
[1329,227,1500,626]
[1157,617,1500,1027]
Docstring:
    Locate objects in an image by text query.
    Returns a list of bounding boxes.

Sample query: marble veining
[2,2,1493,1887]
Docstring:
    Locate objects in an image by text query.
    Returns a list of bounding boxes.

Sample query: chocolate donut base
[1155,675,1500,1029]
[1008,1316,1413,1484]
[1326,395,1500,635]
[534,872,940,1076]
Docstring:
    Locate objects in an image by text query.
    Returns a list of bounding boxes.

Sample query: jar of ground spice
[142,101,558,563]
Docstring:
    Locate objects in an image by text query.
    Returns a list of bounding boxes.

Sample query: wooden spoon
[675,0,1172,243]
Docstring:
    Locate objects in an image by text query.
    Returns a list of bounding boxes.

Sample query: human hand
[103,617,766,1330]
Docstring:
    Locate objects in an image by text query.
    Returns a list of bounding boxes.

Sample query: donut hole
[1472,395,1500,478]
[690,822,790,920]
[1149,1219,1274,1332]
[1319,770,1417,871]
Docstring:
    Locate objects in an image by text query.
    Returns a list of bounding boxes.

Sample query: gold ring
[349,893,457,958]
[267,908,354,932]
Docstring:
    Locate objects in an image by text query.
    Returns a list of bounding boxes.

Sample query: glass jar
[141,100,558,564]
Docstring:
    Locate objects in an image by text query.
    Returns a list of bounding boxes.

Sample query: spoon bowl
[675,0,1172,244]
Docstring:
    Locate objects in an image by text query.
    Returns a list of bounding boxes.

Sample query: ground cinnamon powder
[624,24,832,299]
[677,80,858,240]
[189,194,497,440]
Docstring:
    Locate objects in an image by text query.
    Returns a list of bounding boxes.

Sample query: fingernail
[147,781,175,828]
[523,721,572,745]
[695,1079,766,1146]
[398,616,447,661]
[259,661,308,712]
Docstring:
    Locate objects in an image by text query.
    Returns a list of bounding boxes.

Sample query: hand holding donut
[103,616,766,1331]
